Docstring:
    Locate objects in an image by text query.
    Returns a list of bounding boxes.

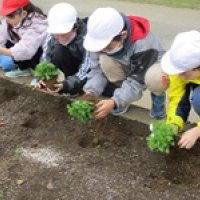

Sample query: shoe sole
[5,73,31,78]
[149,113,166,119]
[111,106,130,116]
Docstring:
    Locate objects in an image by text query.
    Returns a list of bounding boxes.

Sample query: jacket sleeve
[10,19,47,61]
[0,19,9,46]
[40,34,52,61]
[166,75,190,130]
[44,36,57,62]
[83,52,108,95]
[111,77,145,109]
[60,52,90,94]
[61,76,86,95]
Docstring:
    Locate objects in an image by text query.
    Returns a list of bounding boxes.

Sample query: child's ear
[121,30,128,40]
[22,10,28,18]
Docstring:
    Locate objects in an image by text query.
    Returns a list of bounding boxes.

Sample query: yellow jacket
[167,75,200,130]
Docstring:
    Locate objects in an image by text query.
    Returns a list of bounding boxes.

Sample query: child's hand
[53,83,64,93]
[34,80,46,89]
[44,83,63,94]
[95,99,115,119]
[178,126,200,149]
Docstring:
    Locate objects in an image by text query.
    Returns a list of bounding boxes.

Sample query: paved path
[33,0,200,49]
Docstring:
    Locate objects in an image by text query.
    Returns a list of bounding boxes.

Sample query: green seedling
[147,120,178,154]
[0,191,3,200]
[67,100,95,123]
[33,61,59,81]
[15,148,22,157]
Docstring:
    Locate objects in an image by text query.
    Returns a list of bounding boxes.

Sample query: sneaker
[149,110,166,119]
[30,78,40,86]
[111,105,130,116]
[62,93,79,98]
[150,92,166,119]
[5,68,31,78]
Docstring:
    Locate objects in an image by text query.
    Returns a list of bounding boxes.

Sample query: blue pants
[0,54,15,71]
[191,86,200,116]
[150,92,166,119]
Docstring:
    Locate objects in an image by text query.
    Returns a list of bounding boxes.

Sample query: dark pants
[50,43,82,78]
[102,81,119,97]
[6,41,43,70]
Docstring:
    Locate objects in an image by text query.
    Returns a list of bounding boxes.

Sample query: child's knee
[0,55,15,71]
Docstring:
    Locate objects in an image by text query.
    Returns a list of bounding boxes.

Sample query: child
[35,3,89,95]
[0,0,47,78]
[161,30,200,149]
[83,7,166,119]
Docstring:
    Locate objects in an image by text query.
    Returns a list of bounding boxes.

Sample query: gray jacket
[83,14,165,110]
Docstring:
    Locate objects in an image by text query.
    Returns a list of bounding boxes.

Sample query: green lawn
[122,0,200,9]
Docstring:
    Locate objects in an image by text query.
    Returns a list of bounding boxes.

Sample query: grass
[0,191,3,200]
[121,0,200,9]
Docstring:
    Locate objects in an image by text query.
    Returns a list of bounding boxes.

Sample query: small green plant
[15,148,22,157]
[67,100,95,123]
[33,61,59,81]
[147,121,178,154]
[0,191,3,200]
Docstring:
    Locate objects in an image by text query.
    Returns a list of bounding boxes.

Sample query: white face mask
[59,32,77,46]
[104,45,123,55]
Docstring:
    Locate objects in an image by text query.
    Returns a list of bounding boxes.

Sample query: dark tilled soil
[0,78,200,200]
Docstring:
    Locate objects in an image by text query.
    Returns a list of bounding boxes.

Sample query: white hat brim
[84,34,113,52]
[47,24,73,34]
[161,51,186,75]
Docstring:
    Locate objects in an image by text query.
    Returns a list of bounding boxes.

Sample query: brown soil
[0,78,200,200]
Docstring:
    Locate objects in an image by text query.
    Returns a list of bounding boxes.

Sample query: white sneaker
[111,105,130,116]
[5,68,31,78]
[62,93,79,98]
[30,78,39,86]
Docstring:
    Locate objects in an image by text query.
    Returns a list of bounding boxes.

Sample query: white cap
[161,31,200,75]
[47,3,77,34]
[84,7,124,52]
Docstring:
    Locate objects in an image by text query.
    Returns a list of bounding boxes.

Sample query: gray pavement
[33,0,200,49]
[2,1,200,124]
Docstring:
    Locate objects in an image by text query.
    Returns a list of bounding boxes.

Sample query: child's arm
[0,46,12,56]
[0,19,9,46]
[166,75,189,130]
[178,126,200,149]
[60,51,91,95]
[83,52,108,95]
[10,18,47,61]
